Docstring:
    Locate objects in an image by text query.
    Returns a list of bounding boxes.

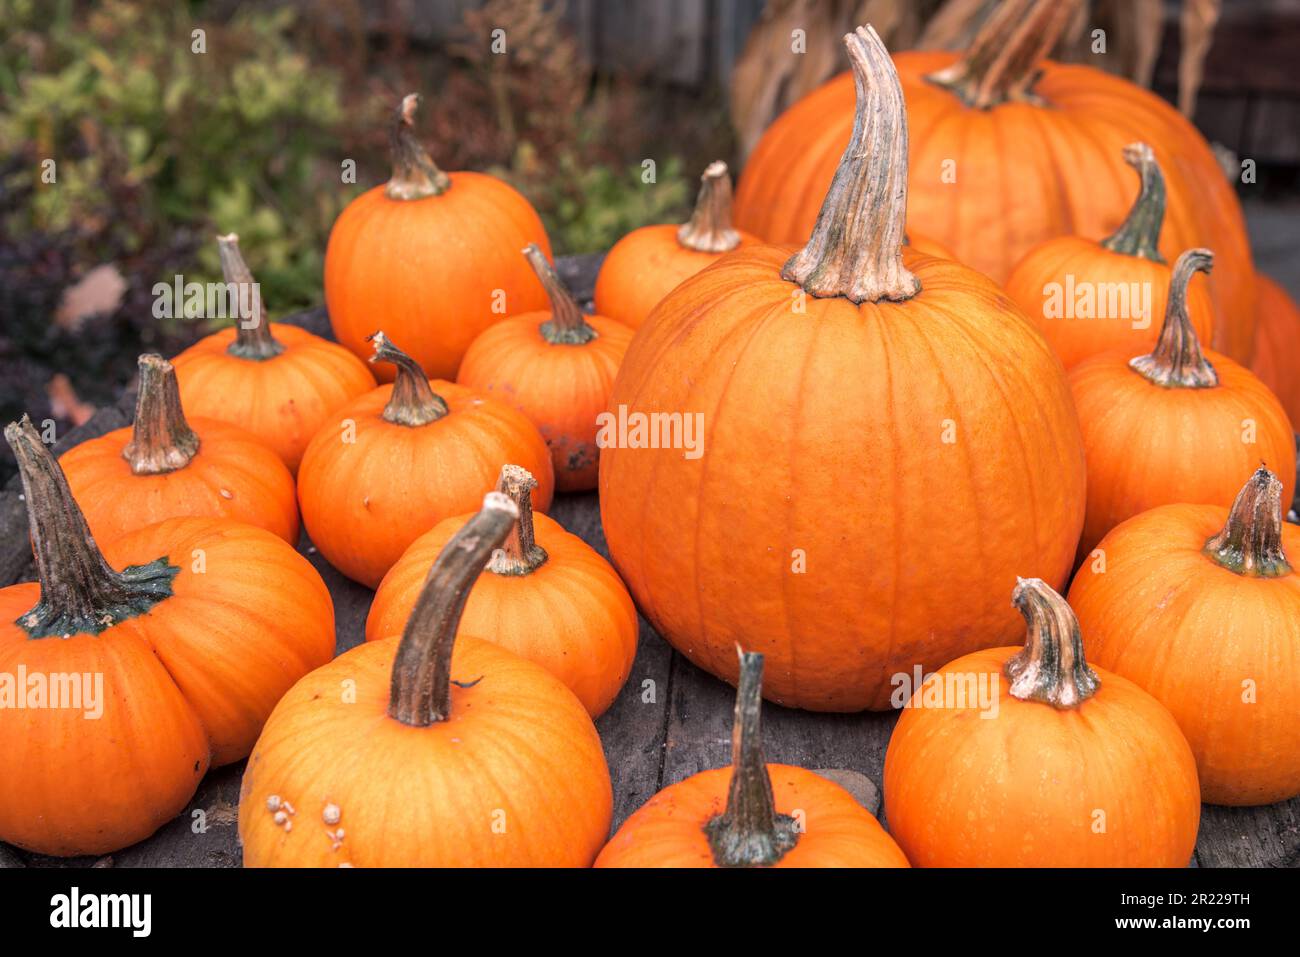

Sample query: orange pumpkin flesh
[883,578,1201,867]
[59,354,299,546]
[599,27,1086,711]
[239,493,613,867]
[457,246,633,491]
[1070,468,1300,806]
[367,465,637,717]
[1250,273,1300,426]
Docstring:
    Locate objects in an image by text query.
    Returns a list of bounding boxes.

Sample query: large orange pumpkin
[239,493,613,867]
[324,94,552,381]
[733,0,1256,361]
[883,578,1201,867]
[59,354,299,546]
[1250,273,1300,426]
[0,417,334,856]
[598,26,1085,711]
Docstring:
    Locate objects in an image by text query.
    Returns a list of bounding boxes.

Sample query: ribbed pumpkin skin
[239,635,613,867]
[595,765,909,867]
[734,54,1255,361]
[1005,236,1217,370]
[1250,274,1300,425]
[366,511,638,717]
[324,173,551,381]
[171,324,376,473]
[599,245,1086,711]
[457,314,633,491]
[883,646,1201,866]
[296,381,554,588]
[59,418,299,546]
[1069,505,1300,806]
[1069,352,1295,558]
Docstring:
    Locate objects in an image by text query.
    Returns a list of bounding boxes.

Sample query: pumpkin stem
[1100,144,1167,262]
[1205,467,1293,578]
[386,93,451,201]
[925,0,1080,109]
[488,465,548,576]
[1006,578,1100,709]
[704,649,799,867]
[677,161,741,254]
[216,233,284,360]
[524,244,598,345]
[369,332,449,426]
[1130,249,1218,388]
[5,416,178,640]
[121,354,201,475]
[780,26,920,304]
[387,492,519,726]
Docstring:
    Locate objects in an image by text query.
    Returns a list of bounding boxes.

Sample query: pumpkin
[457,245,634,491]
[297,332,554,588]
[239,492,613,867]
[59,353,299,546]
[1250,273,1300,426]
[883,578,1201,867]
[596,649,909,867]
[1070,249,1296,560]
[367,464,637,717]
[598,26,1086,711]
[1004,143,1217,370]
[733,0,1257,362]
[324,94,552,381]
[171,234,375,473]
[0,417,334,856]
[1069,467,1300,806]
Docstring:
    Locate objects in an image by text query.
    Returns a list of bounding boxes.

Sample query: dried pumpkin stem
[388,492,519,726]
[1006,578,1100,709]
[216,233,284,360]
[386,93,451,201]
[677,161,741,253]
[1205,467,1293,578]
[1130,249,1218,388]
[704,650,799,867]
[122,354,200,475]
[5,416,177,639]
[488,465,548,576]
[1101,144,1167,262]
[524,244,597,345]
[369,332,449,426]
[780,26,920,304]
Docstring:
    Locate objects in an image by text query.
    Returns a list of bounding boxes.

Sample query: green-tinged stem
[1100,144,1167,261]
[1205,467,1293,577]
[1130,249,1218,388]
[677,161,741,253]
[1006,578,1100,709]
[122,354,200,475]
[385,93,451,201]
[368,332,449,426]
[216,233,283,360]
[488,465,548,576]
[524,243,597,345]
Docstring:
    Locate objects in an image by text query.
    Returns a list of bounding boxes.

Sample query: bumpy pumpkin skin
[599,246,1087,711]
[1250,274,1300,426]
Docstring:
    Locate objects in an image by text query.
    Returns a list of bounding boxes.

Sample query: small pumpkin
[239,493,613,867]
[367,464,637,717]
[883,578,1201,867]
[324,94,552,381]
[297,332,554,588]
[59,353,299,546]
[171,234,375,473]
[596,649,909,867]
[1004,143,1216,370]
[1070,467,1300,806]
[457,245,633,491]
[1250,273,1300,426]
[1070,249,1296,559]
[0,417,334,856]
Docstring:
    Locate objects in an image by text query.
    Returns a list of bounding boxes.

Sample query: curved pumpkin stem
[781,26,919,304]
[368,332,449,426]
[1130,249,1218,388]
[385,93,451,201]
[488,464,548,576]
[1100,144,1167,262]
[1006,578,1100,709]
[704,649,799,867]
[216,233,284,360]
[1205,467,1293,578]
[677,161,741,254]
[387,492,519,726]
[925,0,1081,109]
[5,417,178,640]
[122,354,200,475]
[523,244,598,345]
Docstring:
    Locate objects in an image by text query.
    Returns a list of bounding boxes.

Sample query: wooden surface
[2,254,1298,869]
